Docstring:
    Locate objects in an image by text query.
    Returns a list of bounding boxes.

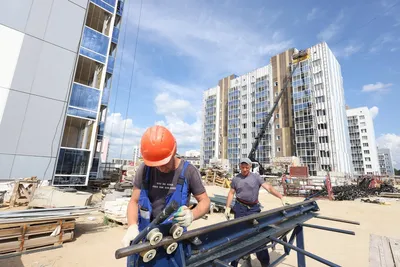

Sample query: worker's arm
[126,187,140,226]
[192,192,210,220]
[261,182,283,199]
[226,188,235,208]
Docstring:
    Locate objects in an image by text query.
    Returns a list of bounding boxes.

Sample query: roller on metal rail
[115,199,360,267]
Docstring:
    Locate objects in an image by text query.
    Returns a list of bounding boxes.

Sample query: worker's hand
[224,207,231,220]
[121,224,139,247]
[173,206,193,227]
[281,197,290,206]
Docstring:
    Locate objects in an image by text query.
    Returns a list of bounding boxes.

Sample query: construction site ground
[2,185,400,267]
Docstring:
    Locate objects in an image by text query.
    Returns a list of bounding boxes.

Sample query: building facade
[52,0,124,186]
[346,107,380,175]
[0,0,125,184]
[200,42,353,177]
[378,148,394,176]
[227,66,273,171]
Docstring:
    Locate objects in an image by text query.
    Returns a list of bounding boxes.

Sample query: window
[318,123,327,130]
[242,113,247,119]
[276,124,280,129]
[243,104,247,109]
[319,136,328,143]
[243,123,247,129]
[361,129,367,133]
[274,81,278,86]
[362,136,368,140]
[363,143,369,147]
[364,150,370,154]
[366,164,372,169]
[242,94,247,100]
[276,113,279,118]
[242,133,247,139]
[359,115,365,120]
[277,147,281,152]
[365,157,371,161]
[242,143,247,149]
[316,96,325,103]
[252,122,256,127]
[276,135,281,140]
[317,109,326,116]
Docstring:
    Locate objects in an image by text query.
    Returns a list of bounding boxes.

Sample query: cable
[333,0,400,46]
[107,0,133,146]
[119,0,144,160]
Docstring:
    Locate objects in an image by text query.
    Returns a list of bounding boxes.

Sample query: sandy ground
[2,185,400,267]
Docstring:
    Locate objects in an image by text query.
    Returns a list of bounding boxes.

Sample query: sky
[104,0,400,168]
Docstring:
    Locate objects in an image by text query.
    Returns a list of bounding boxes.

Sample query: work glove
[281,197,290,206]
[224,207,231,220]
[121,224,139,247]
[173,206,193,227]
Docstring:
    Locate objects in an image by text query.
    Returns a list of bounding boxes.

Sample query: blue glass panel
[117,0,124,16]
[101,86,110,106]
[56,148,90,175]
[67,107,97,120]
[97,122,104,140]
[112,27,119,43]
[107,56,115,73]
[80,48,106,64]
[91,0,115,13]
[70,83,100,111]
[80,27,109,63]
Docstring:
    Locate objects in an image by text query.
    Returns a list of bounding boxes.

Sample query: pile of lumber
[203,167,231,188]
[0,207,93,257]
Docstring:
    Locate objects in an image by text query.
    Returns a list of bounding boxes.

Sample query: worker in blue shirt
[225,158,289,267]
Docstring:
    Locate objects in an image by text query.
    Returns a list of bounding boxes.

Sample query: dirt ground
[2,185,399,267]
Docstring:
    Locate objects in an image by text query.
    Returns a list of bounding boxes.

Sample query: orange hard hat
[140,125,177,166]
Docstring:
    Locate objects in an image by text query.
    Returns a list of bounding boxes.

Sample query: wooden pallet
[0,218,75,256]
[369,234,400,267]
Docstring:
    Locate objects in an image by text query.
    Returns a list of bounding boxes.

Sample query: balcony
[69,83,101,113]
[56,148,91,175]
[117,0,124,16]
[107,56,115,74]
[112,27,119,44]
[80,26,109,64]
[91,0,116,13]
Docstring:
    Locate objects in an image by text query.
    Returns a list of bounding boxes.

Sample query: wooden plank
[389,238,400,266]
[0,216,78,227]
[369,234,395,267]
[0,231,73,254]
[0,221,75,239]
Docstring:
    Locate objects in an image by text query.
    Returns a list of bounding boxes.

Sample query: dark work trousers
[230,202,270,267]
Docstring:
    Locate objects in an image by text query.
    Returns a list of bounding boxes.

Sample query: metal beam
[300,223,355,235]
[270,237,341,267]
[314,215,360,225]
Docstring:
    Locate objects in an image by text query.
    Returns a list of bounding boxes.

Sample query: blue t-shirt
[231,172,265,203]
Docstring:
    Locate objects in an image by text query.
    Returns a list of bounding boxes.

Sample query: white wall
[310,42,353,175]
[0,0,89,180]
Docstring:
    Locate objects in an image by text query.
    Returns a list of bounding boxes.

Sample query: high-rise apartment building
[201,42,353,177]
[200,75,235,167]
[271,49,296,158]
[346,107,380,175]
[378,148,394,176]
[0,0,125,185]
[227,66,273,170]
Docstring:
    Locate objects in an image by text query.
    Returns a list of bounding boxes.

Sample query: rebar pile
[332,182,400,201]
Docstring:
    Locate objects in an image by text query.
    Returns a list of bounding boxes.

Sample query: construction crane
[248,49,308,175]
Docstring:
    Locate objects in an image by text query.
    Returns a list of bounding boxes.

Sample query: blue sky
[104,0,400,168]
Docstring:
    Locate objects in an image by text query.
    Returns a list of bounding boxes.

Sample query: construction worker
[122,125,211,266]
[225,158,289,267]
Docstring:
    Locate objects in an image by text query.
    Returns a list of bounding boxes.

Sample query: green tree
[395,168,400,175]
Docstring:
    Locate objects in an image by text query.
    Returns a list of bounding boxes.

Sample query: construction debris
[332,181,400,201]
[203,166,231,188]
[0,207,93,258]
[28,187,93,208]
[8,177,39,207]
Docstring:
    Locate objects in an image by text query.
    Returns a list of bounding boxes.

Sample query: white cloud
[369,33,396,53]
[128,1,293,77]
[317,10,345,41]
[154,92,196,118]
[104,113,145,160]
[369,106,379,119]
[376,134,400,168]
[334,43,362,58]
[362,82,393,92]
[307,8,319,21]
